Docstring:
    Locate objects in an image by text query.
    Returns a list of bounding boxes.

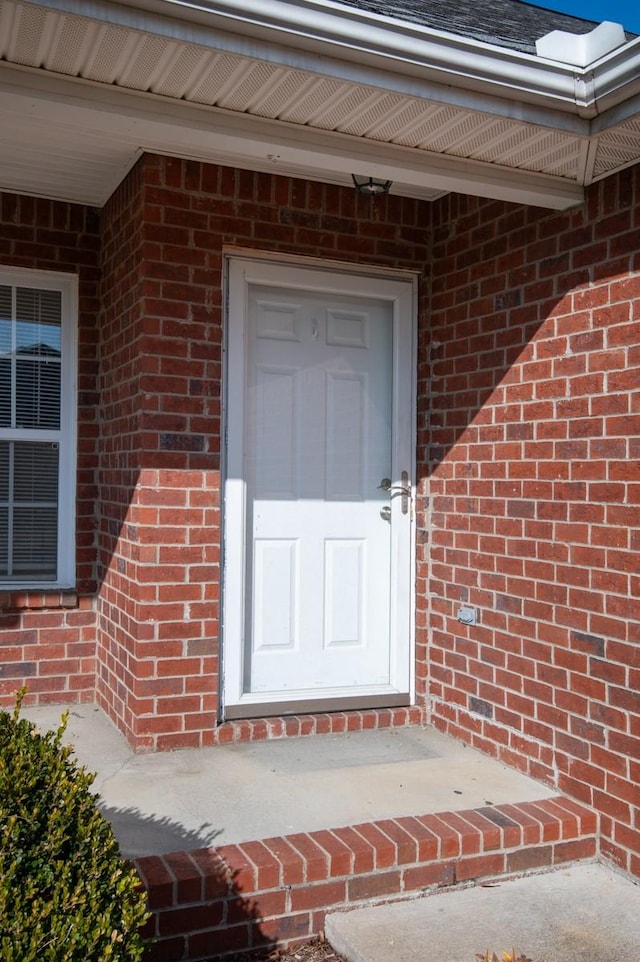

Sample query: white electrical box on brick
[457,606,478,626]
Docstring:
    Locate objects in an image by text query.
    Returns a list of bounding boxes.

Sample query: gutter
[587,36,640,119]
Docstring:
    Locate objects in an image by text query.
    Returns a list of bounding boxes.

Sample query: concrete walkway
[326,862,640,962]
[23,703,555,858]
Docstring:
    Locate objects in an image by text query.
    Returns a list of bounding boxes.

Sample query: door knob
[380,506,391,521]
[378,472,411,514]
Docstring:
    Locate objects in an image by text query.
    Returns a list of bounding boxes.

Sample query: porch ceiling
[1,0,640,209]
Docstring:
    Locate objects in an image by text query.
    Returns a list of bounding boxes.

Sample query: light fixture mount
[351,174,392,196]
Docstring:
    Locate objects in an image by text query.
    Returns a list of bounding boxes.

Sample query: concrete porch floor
[23,702,557,859]
[20,703,604,961]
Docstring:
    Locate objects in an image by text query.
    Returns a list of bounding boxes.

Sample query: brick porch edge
[135,795,597,961]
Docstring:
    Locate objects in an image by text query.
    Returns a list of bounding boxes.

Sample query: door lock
[378,471,411,515]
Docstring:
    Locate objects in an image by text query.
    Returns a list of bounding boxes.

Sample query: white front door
[223,257,415,717]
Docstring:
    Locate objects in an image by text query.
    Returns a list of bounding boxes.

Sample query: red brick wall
[425,167,640,875]
[96,161,148,739]
[2,157,639,886]
[0,192,100,705]
[95,154,431,751]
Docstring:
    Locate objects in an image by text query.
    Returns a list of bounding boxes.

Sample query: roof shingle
[330,0,622,54]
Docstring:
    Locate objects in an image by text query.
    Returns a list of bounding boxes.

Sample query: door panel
[224,258,415,716]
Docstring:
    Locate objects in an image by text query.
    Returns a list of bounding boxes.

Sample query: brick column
[98,153,431,751]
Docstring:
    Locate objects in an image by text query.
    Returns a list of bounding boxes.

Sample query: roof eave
[4,0,640,210]
[41,0,639,119]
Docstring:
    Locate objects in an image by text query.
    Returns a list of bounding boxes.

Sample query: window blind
[0,282,63,581]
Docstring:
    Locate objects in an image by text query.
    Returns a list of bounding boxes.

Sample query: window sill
[0,590,79,611]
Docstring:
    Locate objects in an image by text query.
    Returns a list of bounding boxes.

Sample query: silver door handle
[378,471,411,515]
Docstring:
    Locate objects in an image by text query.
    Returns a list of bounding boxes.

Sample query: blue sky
[526,0,640,33]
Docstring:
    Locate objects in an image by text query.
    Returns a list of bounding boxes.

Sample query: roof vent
[536,20,626,67]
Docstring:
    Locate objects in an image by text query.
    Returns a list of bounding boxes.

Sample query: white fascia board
[31,0,599,117]
[0,62,585,209]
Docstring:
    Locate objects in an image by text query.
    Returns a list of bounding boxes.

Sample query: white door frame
[222,252,417,719]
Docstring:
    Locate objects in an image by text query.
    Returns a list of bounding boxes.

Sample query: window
[0,268,77,588]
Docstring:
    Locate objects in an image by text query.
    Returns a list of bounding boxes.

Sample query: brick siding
[425,167,640,876]
[0,154,638,882]
[0,192,100,704]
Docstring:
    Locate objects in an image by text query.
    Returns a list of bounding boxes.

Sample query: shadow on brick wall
[101,804,274,961]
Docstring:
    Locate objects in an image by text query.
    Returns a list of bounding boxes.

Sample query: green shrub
[0,690,150,961]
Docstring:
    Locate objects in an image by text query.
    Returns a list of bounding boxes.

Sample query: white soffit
[0,64,586,209]
[0,0,639,208]
[592,115,640,178]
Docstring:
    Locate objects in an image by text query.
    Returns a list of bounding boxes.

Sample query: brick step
[136,795,597,962]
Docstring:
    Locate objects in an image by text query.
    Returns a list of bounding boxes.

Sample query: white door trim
[222,253,417,718]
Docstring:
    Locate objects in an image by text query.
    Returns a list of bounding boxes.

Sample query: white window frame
[0,266,77,590]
